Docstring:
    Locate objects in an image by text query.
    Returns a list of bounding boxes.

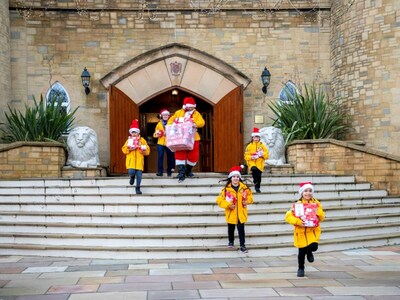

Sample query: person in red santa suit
[167,97,205,182]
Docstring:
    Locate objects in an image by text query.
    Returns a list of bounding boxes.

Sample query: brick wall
[0,142,66,179]
[331,0,400,154]
[287,139,400,195]
[0,0,11,117]
[7,1,331,166]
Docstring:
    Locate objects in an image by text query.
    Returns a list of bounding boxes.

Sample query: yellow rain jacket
[216,182,254,224]
[167,109,205,141]
[244,141,269,172]
[153,120,167,146]
[121,136,150,171]
[285,198,325,248]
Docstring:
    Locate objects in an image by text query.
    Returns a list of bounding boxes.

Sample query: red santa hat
[160,109,170,116]
[299,181,314,196]
[251,127,261,137]
[228,165,244,179]
[129,119,140,134]
[182,97,196,109]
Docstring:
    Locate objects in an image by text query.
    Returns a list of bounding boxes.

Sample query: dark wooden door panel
[109,86,139,175]
[213,86,243,172]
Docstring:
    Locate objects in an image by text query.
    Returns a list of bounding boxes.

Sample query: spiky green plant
[0,95,78,143]
[269,83,350,145]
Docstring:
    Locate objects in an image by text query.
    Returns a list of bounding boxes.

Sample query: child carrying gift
[285,182,325,277]
[121,119,150,195]
[244,127,269,193]
[216,166,254,254]
[153,109,175,177]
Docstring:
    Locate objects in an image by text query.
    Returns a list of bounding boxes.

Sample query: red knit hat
[182,97,196,109]
[228,165,242,179]
[251,127,261,137]
[160,109,170,116]
[299,182,314,196]
[129,119,140,134]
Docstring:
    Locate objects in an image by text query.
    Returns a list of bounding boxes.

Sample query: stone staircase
[0,174,399,259]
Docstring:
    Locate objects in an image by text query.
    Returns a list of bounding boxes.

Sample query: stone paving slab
[0,246,399,299]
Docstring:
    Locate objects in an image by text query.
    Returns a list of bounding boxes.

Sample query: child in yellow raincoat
[121,119,150,195]
[153,109,175,177]
[216,166,254,254]
[244,127,269,193]
[285,182,325,277]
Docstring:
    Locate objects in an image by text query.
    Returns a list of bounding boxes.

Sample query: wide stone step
[0,222,399,248]
[0,232,398,260]
[0,175,358,188]
[0,204,399,224]
[0,190,394,208]
[0,195,398,214]
[0,182,373,195]
[0,213,398,235]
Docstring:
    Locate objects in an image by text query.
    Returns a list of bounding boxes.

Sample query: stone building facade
[0,0,398,170]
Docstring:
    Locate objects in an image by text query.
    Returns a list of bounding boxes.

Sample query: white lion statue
[66,126,100,168]
[260,126,286,166]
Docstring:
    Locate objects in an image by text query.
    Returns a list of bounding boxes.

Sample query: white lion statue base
[66,126,100,168]
[260,126,286,166]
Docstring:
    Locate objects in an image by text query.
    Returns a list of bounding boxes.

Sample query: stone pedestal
[61,166,108,178]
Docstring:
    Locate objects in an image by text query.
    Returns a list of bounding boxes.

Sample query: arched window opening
[46,82,71,114]
[279,80,300,104]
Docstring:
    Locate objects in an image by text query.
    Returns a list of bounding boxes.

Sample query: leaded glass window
[279,80,299,104]
[46,82,70,114]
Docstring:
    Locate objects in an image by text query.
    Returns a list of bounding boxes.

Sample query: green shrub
[268,83,351,145]
[0,95,78,143]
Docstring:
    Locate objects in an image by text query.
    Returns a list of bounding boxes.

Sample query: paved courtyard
[0,246,399,299]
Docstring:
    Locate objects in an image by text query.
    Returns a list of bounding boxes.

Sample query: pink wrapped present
[292,202,319,227]
[166,121,196,152]
[127,136,140,149]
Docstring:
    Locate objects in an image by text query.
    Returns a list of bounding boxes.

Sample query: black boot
[185,165,194,178]
[129,176,135,186]
[135,187,142,194]
[177,164,186,183]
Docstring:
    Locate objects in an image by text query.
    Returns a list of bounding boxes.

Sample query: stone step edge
[0,196,398,205]
[0,181,370,189]
[0,212,397,228]
[0,213,399,228]
[0,204,398,217]
[0,232,398,252]
[1,222,399,240]
[0,189,388,197]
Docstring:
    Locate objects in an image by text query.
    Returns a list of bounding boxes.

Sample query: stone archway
[100,43,251,174]
[100,43,251,105]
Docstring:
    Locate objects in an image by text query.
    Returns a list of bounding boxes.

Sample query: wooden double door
[109,85,244,175]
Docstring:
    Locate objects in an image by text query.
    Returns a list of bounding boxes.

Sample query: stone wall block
[288,139,400,195]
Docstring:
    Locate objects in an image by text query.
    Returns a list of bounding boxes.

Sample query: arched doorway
[139,88,213,174]
[102,43,251,175]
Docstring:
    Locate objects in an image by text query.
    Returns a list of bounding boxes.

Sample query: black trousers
[228,222,245,247]
[251,166,262,190]
[298,242,318,270]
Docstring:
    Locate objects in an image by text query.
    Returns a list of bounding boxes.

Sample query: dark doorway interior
[139,89,213,173]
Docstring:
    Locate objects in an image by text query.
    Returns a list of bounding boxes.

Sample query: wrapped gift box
[292,202,319,227]
[225,190,237,206]
[127,136,140,149]
[166,121,196,152]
